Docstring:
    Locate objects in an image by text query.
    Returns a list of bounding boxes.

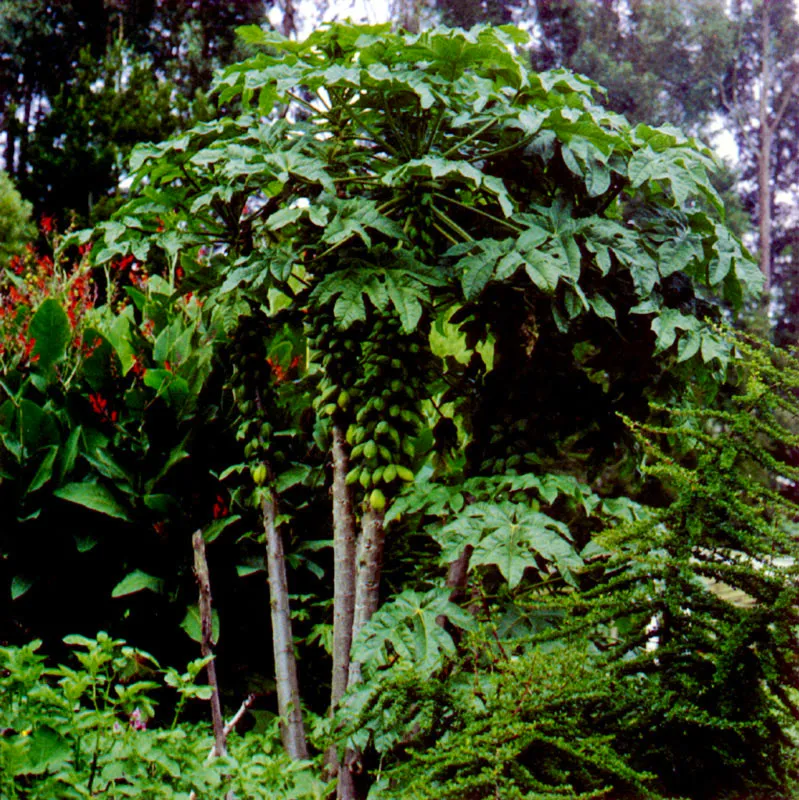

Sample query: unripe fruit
[346,467,361,485]
[364,441,378,460]
[337,390,350,409]
[251,464,268,486]
[383,464,397,483]
[397,465,414,482]
[369,489,386,512]
[359,470,372,489]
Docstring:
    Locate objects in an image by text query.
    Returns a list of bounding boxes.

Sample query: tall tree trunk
[262,489,308,759]
[337,505,386,800]
[347,507,386,689]
[330,425,357,707]
[758,7,773,294]
[191,530,226,757]
[328,424,357,793]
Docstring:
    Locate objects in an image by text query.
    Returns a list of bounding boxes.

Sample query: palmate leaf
[435,501,581,589]
[322,197,404,249]
[311,257,442,332]
[351,588,474,677]
[382,157,513,217]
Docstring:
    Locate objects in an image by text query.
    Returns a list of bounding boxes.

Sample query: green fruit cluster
[306,308,361,420]
[226,313,276,484]
[343,316,434,504]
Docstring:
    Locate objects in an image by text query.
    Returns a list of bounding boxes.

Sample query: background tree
[0,0,271,223]
[0,169,35,266]
[719,0,799,308]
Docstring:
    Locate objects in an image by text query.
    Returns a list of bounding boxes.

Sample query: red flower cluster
[88,392,118,423]
[212,493,229,519]
[267,355,301,384]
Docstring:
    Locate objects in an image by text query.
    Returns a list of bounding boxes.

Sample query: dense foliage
[1,21,797,800]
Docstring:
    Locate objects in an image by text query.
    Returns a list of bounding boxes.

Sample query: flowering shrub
[0,234,97,378]
[0,222,238,643]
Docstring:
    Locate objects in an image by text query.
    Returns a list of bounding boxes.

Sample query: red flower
[130,355,146,378]
[9,255,24,275]
[40,215,55,235]
[212,493,229,519]
[36,255,53,275]
[88,392,117,424]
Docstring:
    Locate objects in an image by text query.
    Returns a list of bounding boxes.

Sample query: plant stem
[192,530,227,758]
[431,205,474,243]
[441,118,498,159]
[261,487,309,759]
[327,424,358,785]
[348,506,386,689]
[330,424,357,707]
[433,192,524,233]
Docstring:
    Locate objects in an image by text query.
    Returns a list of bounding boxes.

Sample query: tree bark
[262,490,309,759]
[191,530,226,758]
[758,7,773,294]
[347,507,386,689]
[336,506,386,800]
[330,425,357,708]
[328,425,358,793]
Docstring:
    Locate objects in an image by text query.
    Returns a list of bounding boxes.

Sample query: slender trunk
[446,545,473,598]
[328,425,357,784]
[281,0,297,37]
[758,7,772,295]
[18,87,32,182]
[262,490,309,759]
[330,425,357,707]
[436,546,474,636]
[3,103,15,178]
[191,530,226,757]
[348,507,386,689]
[337,506,386,800]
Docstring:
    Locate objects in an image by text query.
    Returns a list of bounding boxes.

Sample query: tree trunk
[348,507,386,689]
[330,425,357,708]
[262,490,308,759]
[758,7,772,294]
[328,425,358,793]
[336,505,386,800]
[191,530,226,758]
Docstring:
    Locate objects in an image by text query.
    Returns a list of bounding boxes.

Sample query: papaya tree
[86,20,767,798]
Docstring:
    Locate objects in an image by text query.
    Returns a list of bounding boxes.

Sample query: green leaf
[651,308,700,354]
[204,514,241,544]
[181,605,220,644]
[53,482,131,521]
[352,588,474,676]
[275,463,312,493]
[438,501,580,589]
[29,299,71,372]
[11,575,33,600]
[111,570,164,598]
[26,446,58,494]
[20,727,71,776]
